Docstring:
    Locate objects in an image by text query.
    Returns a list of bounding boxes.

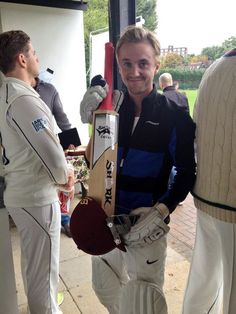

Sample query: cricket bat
[70,43,124,255]
[88,42,118,217]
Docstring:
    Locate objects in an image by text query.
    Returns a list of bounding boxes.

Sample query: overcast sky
[156,0,235,54]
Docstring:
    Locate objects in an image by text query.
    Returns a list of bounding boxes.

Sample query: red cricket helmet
[70,197,126,255]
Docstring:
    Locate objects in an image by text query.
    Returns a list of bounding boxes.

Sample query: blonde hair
[116,25,161,65]
[159,72,173,88]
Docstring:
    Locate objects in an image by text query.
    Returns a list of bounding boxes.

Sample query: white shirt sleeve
[8,95,69,185]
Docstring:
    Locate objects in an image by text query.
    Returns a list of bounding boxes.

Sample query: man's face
[117,41,159,99]
[24,42,39,79]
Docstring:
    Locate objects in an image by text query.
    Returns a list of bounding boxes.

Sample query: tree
[83,0,109,83]
[84,0,108,45]
[201,46,224,60]
[137,0,158,31]
[222,36,236,51]
[201,36,236,61]
[190,55,209,64]
[160,53,184,68]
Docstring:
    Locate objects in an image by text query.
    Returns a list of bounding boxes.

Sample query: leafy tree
[137,0,158,31]
[201,46,224,60]
[190,55,209,64]
[222,36,236,51]
[160,53,184,68]
[182,54,194,66]
[201,36,236,61]
[84,0,109,83]
[84,1,108,43]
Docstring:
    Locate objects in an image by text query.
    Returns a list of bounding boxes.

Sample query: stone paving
[11,193,197,314]
[168,193,196,261]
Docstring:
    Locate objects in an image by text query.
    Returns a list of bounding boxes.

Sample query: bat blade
[89,110,118,216]
[88,42,118,216]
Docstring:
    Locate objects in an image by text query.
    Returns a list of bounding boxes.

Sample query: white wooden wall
[0,3,89,144]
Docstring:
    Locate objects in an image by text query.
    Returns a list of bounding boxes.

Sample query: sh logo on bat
[96,125,113,139]
[104,159,114,207]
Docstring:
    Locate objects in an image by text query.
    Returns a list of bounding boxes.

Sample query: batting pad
[92,256,121,313]
[120,279,168,314]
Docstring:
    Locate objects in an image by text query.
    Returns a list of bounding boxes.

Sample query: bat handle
[99,42,114,111]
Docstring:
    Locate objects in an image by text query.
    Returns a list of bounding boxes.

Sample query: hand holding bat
[80,76,108,124]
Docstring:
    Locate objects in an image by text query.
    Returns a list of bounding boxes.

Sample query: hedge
[156,68,206,89]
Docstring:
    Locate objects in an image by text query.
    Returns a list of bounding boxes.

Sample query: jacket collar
[163,85,175,92]
[124,84,159,109]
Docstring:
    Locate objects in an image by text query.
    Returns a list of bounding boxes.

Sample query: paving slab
[164,260,190,314]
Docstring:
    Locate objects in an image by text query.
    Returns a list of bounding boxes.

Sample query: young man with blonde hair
[80,25,196,313]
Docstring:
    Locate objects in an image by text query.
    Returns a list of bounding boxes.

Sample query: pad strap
[106,214,140,245]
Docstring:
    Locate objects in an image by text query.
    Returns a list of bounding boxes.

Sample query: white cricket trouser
[0,208,18,314]
[7,202,62,314]
[182,209,236,314]
[96,235,167,313]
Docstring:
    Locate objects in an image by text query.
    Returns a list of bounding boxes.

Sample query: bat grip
[99,42,114,110]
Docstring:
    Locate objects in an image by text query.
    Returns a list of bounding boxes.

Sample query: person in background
[159,72,189,114]
[182,49,236,314]
[33,77,73,237]
[80,25,196,314]
[0,30,74,314]
[159,72,190,204]
[34,77,72,131]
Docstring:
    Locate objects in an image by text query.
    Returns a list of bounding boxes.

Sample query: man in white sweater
[0,30,74,314]
[182,49,236,314]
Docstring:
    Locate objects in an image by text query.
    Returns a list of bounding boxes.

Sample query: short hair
[159,72,173,86]
[116,25,161,65]
[0,30,30,74]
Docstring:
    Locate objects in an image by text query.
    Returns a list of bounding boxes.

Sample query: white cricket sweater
[193,52,236,222]
[0,77,69,207]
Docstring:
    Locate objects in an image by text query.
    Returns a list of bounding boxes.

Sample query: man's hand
[80,75,124,124]
[67,144,76,150]
[123,203,170,247]
[58,165,75,199]
[80,75,108,124]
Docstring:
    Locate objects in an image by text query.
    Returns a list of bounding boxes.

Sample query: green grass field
[182,89,198,117]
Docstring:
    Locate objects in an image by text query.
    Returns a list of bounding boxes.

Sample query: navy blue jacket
[115,86,196,217]
[163,85,189,114]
